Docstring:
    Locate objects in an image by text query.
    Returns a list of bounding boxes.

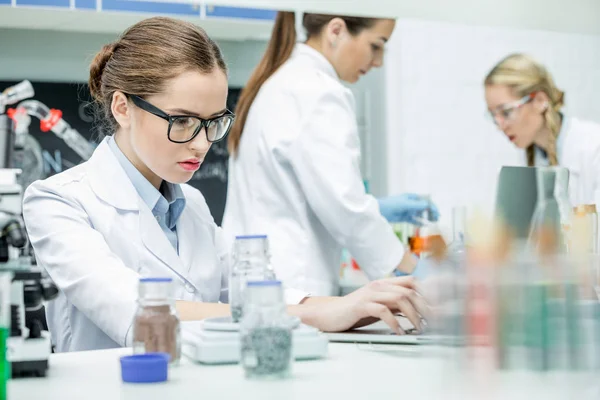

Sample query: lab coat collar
[292,43,339,81]
[86,137,139,211]
[106,136,186,229]
[107,135,162,212]
[87,137,198,292]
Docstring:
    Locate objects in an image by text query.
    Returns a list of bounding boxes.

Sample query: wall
[384,19,600,230]
[0,28,267,87]
[347,69,388,197]
[0,28,387,194]
[178,0,600,35]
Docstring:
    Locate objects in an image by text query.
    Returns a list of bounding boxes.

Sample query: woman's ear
[533,91,550,112]
[111,91,132,130]
[325,17,346,48]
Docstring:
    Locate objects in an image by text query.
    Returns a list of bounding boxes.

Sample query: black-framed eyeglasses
[127,94,235,144]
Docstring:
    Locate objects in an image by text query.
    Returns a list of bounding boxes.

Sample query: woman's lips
[178,161,201,171]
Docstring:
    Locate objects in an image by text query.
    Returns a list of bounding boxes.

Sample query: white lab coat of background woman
[536,116,600,206]
[23,138,306,352]
[223,44,404,296]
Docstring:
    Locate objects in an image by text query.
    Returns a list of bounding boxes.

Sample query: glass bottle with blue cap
[240,280,292,379]
[132,277,181,365]
[230,235,276,322]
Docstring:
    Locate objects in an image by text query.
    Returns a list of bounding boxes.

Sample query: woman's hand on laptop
[295,276,429,335]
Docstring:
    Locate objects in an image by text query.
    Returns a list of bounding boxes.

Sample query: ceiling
[160,0,600,35]
[1,0,599,40]
[0,6,275,40]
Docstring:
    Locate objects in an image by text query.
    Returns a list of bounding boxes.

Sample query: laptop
[325,317,451,345]
[494,166,569,239]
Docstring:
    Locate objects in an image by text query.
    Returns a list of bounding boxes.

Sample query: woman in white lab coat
[22,17,427,353]
[223,12,437,296]
[485,53,600,206]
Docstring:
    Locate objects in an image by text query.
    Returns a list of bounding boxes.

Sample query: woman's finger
[379,276,416,289]
[367,289,411,310]
[377,281,422,298]
[363,302,404,335]
[408,290,431,321]
[366,291,421,332]
[371,282,430,320]
[396,297,422,331]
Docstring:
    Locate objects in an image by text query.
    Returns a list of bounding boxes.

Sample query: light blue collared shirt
[107,136,186,253]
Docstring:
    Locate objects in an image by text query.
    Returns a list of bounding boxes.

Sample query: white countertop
[9,343,599,400]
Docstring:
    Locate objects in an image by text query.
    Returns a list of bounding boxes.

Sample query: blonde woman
[484,53,600,206]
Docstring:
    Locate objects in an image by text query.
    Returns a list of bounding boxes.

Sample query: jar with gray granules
[240,280,292,379]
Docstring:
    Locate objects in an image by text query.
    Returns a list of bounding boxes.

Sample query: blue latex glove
[377,193,440,224]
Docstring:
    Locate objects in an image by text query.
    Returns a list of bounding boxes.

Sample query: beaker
[528,167,572,254]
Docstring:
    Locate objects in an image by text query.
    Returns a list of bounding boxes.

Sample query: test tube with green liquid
[0,272,11,398]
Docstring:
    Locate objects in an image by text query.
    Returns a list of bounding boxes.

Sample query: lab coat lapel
[88,138,188,279]
[176,210,195,276]
[138,202,187,279]
[175,204,220,301]
[86,138,139,211]
[558,117,582,203]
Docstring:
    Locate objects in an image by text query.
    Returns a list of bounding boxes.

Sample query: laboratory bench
[9,343,598,400]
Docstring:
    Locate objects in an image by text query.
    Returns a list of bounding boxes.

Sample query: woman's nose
[188,127,211,153]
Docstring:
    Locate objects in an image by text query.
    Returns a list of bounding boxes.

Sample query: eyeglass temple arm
[129,95,170,121]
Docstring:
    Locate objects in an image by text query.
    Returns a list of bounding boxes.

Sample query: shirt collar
[107,136,186,227]
[292,43,339,80]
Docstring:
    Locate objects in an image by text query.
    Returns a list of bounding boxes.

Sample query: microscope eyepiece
[3,220,27,248]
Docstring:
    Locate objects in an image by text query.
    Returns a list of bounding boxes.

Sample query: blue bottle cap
[235,234,267,240]
[120,353,169,383]
[247,280,282,287]
[139,277,173,283]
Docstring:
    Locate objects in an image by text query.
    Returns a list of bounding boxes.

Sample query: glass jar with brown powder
[132,277,180,365]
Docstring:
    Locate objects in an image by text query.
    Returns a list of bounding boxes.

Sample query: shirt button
[184,282,196,293]
[155,215,161,222]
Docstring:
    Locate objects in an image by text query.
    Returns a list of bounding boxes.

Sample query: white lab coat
[222,44,404,296]
[535,117,600,206]
[22,138,306,352]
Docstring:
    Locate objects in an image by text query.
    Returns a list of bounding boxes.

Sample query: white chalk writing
[191,161,228,182]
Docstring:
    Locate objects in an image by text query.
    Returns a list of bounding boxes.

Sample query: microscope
[0,82,58,377]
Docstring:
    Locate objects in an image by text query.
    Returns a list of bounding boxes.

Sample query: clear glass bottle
[528,167,572,253]
[132,277,181,365]
[408,195,444,259]
[230,235,276,322]
[447,206,467,268]
[240,280,292,380]
[431,206,467,340]
[555,167,572,226]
